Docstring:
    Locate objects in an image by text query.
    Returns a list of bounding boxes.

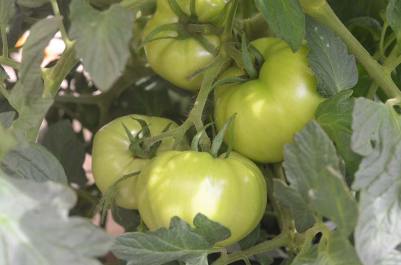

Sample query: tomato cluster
[92,0,322,246]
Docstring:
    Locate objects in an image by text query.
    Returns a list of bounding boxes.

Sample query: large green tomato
[143,0,229,91]
[214,37,323,163]
[92,115,177,209]
[135,150,267,246]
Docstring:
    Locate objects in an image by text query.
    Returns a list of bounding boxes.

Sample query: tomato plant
[92,114,177,209]
[2,0,401,265]
[214,37,323,163]
[135,150,267,246]
[143,0,228,91]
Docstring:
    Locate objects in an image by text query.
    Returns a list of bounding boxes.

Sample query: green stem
[300,0,401,99]
[367,83,378,99]
[211,232,290,265]
[379,21,388,59]
[50,0,70,43]
[1,26,8,57]
[384,35,396,54]
[143,122,192,147]
[143,56,230,149]
[42,41,78,97]
[383,44,401,72]
[0,56,20,69]
[168,0,190,22]
[188,57,231,149]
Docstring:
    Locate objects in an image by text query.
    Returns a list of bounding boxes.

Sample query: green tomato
[135,150,267,246]
[143,0,229,91]
[92,115,177,209]
[214,37,323,163]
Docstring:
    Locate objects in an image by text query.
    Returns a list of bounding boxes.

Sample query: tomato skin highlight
[214,37,323,163]
[92,115,178,209]
[143,0,229,91]
[135,150,267,246]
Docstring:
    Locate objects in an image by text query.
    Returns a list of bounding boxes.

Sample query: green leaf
[352,64,371,97]
[3,17,60,141]
[291,232,361,265]
[211,114,236,157]
[0,65,7,81]
[112,214,229,265]
[255,0,305,51]
[283,121,358,236]
[0,122,16,159]
[315,90,361,179]
[387,0,401,45]
[0,111,15,128]
[0,0,15,25]
[0,174,113,265]
[9,93,53,141]
[241,34,257,79]
[69,0,134,91]
[351,98,401,265]
[1,143,67,184]
[41,120,87,186]
[305,18,358,97]
[351,98,401,192]
[16,0,48,8]
[193,213,231,246]
[185,255,208,265]
[273,179,315,232]
[19,18,60,84]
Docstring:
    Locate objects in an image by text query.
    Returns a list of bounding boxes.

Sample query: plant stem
[367,83,378,99]
[300,0,401,100]
[383,44,401,72]
[42,41,78,97]
[0,56,20,69]
[211,232,290,265]
[1,26,8,57]
[379,21,388,59]
[50,0,70,43]
[384,35,396,54]
[142,56,230,149]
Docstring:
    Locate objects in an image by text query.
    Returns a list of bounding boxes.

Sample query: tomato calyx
[143,0,222,55]
[222,35,265,81]
[122,117,173,159]
[190,114,236,158]
[240,34,264,79]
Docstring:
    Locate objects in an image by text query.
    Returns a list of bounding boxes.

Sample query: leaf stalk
[300,0,401,100]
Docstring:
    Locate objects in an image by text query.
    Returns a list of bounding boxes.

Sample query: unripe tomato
[135,150,267,246]
[214,37,323,163]
[92,115,177,209]
[143,0,229,91]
